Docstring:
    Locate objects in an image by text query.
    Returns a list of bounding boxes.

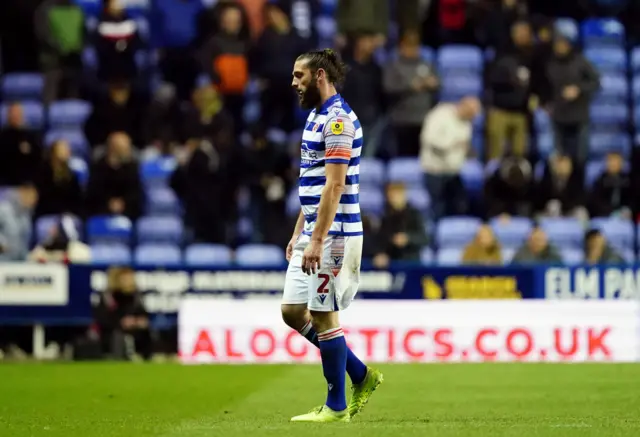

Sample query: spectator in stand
[341,32,386,156]
[336,0,388,48]
[511,225,562,264]
[0,103,42,186]
[197,0,251,46]
[34,139,83,218]
[462,224,503,265]
[485,0,528,51]
[373,182,428,267]
[384,29,439,157]
[85,80,146,148]
[273,0,319,46]
[28,215,91,264]
[584,228,624,265]
[93,266,152,360]
[588,151,631,219]
[170,135,240,244]
[484,156,534,219]
[94,0,141,82]
[487,20,540,160]
[534,153,587,221]
[252,2,309,133]
[542,32,600,165]
[0,183,38,261]
[243,125,293,245]
[86,132,143,220]
[142,83,182,151]
[199,3,250,134]
[34,0,85,103]
[181,85,235,149]
[151,0,203,101]
[420,97,480,220]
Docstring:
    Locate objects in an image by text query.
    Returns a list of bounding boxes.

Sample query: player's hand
[286,235,298,262]
[302,240,322,275]
[562,85,580,101]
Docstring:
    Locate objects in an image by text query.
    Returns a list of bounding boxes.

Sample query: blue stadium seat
[45,129,89,156]
[460,159,484,193]
[438,45,483,74]
[555,18,579,42]
[136,215,183,244]
[437,248,463,266]
[584,47,627,73]
[387,158,422,185]
[534,109,551,133]
[146,187,180,215]
[0,102,44,129]
[582,18,625,46]
[315,16,336,40]
[598,74,628,102]
[82,46,98,70]
[135,243,182,266]
[622,249,635,263]
[141,157,177,187]
[590,217,634,250]
[436,216,481,248]
[359,187,385,216]
[589,133,631,158]
[359,158,385,186]
[539,217,583,248]
[236,244,286,267]
[406,187,430,213]
[48,100,92,128]
[91,243,132,265]
[490,217,533,249]
[319,0,338,16]
[184,244,233,267]
[561,248,584,266]
[590,103,629,128]
[420,247,433,265]
[87,216,133,244]
[440,75,482,101]
[1,73,44,100]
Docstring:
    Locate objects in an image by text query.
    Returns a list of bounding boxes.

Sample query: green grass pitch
[1,363,639,437]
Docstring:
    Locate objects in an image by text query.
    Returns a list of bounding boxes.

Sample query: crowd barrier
[179,299,640,363]
[1,262,640,358]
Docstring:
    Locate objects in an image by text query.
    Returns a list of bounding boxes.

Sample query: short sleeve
[323,115,355,165]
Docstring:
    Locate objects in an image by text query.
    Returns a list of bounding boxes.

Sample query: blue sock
[318,327,348,412]
[300,321,367,385]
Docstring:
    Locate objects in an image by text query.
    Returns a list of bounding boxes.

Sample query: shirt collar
[318,93,342,114]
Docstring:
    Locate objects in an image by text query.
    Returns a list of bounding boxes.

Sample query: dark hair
[297,49,348,85]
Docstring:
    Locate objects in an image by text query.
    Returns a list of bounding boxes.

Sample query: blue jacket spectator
[0,184,38,261]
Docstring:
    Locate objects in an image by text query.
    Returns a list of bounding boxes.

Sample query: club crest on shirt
[331,119,344,135]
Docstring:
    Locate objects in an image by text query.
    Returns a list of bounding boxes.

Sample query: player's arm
[310,116,355,243]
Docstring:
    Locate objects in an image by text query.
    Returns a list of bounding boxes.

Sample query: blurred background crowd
[0,0,639,272]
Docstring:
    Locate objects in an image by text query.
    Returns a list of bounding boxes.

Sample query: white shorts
[282,233,363,312]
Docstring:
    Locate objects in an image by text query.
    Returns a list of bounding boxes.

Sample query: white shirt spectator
[419,103,472,175]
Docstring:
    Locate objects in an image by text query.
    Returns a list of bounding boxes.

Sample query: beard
[298,77,322,110]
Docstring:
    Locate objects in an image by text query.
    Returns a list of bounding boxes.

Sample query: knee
[281,304,308,331]
[310,311,339,333]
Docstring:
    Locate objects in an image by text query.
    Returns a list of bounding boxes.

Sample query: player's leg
[281,303,367,385]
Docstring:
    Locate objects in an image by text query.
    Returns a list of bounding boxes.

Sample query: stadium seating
[45,129,90,156]
[582,18,625,46]
[561,248,584,265]
[436,216,481,248]
[590,217,634,250]
[86,216,133,244]
[184,244,233,267]
[135,243,182,266]
[359,158,386,187]
[236,244,286,267]
[539,217,584,248]
[436,247,463,266]
[48,100,92,129]
[387,158,423,186]
[490,217,533,249]
[1,73,44,100]
[146,187,181,215]
[136,215,183,244]
[91,243,132,265]
[437,45,483,74]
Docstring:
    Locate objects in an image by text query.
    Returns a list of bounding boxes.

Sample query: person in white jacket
[420,96,481,220]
